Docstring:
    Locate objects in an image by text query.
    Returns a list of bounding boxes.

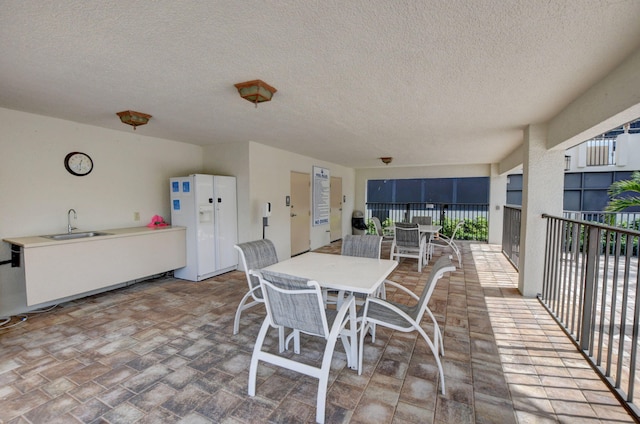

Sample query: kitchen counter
[4,226,187,306]
[3,225,185,248]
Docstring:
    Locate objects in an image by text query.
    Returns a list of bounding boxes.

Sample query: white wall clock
[64,151,93,176]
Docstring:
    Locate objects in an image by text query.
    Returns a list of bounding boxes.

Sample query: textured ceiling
[2,1,640,168]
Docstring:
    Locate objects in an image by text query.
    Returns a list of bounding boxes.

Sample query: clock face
[64,152,93,176]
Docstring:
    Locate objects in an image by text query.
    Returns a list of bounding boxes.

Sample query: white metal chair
[340,234,385,301]
[371,216,393,240]
[411,216,432,225]
[358,256,456,395]
[341,234,382,259]
[233,239,278,335]
[430,220,463,267]
[248,270,358,424]
[390,222,427,272]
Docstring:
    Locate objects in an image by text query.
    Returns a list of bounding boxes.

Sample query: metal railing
[565,211,640,231]
[540,214,640,419]
[502,205,521,270]
[364,202,488,241]
[585,137,616,166]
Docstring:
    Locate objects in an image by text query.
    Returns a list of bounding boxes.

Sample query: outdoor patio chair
[390,222,427,272]
[358,255,456,395]
[431,220,463,267]
[411,216,432,225]
[341,234,383,259]
[371,216,393,240]
[233,240,281,336]
[339,234,385,300]
[248,269,358,424]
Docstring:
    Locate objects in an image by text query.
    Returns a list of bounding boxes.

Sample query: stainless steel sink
[43,231,112,241]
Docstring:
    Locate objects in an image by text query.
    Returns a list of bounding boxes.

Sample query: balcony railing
[502,205,521,270]
[540,214,640,419]
[585,137,616,166]
[565,211,640,231]
[364,202,488,241]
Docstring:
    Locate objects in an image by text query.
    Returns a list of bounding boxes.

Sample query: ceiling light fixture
[116,110,152,130]
[380,157,393,165]
[234,79,277,108]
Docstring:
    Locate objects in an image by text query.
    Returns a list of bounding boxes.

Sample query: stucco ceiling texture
[1,1,640,168]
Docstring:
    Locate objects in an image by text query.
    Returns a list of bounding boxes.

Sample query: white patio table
[262,252,398,370]
[263,252,398,296]
[418,224,442,263]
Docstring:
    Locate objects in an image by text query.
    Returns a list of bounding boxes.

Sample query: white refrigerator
[170,174,238,281]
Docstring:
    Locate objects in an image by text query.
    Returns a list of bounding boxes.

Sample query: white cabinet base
[5,227,186,306]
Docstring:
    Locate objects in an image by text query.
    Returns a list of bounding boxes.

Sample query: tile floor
[0,241,635,423]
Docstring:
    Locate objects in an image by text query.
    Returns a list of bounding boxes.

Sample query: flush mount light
[380,157,393,165]
[116,110,152,130]
[234,79,277,107]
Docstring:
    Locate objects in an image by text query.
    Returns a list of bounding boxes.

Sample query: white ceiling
[2,1,639,168]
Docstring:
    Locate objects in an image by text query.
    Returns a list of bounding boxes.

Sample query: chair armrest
[364,296,417,325]
[382,279,419,301]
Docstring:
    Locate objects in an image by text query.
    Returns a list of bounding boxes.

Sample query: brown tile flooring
[0,241,635,423]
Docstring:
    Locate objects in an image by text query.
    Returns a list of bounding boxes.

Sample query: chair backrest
[256,270,329,338]
[412,256,456,321]
[370,217,384,236]
[234,239,279,291]
[450,221,464,239]
[411,216,432,225]
[341,234,382,259]
[394,222,421,247]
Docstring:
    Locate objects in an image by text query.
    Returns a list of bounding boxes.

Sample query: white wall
[204,141,355,261]
[0,108,203,316]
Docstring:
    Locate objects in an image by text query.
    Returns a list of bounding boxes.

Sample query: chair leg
[416,325,446,395]
[248,318,271,396]
[285,329,301,354]
[234,292,260,335]
[317,298,355,423]
[278,327,285,353]
[358,320,370,375]
[425,307,444,357]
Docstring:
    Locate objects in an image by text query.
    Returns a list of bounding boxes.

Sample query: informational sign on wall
[312,166,330,226]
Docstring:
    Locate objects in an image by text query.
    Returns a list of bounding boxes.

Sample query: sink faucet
[67,209,77,233]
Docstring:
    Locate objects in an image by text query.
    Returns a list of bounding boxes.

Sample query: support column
[488,163,507,244]
[519,124,564,297]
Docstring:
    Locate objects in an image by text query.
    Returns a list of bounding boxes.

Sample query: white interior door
[290,171,310,256]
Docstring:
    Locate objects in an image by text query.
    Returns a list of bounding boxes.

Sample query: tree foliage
[606,171,640,212]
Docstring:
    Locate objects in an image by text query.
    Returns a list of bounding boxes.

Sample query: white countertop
[3,226,186,248]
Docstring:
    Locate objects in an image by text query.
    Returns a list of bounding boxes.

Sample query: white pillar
[488,164,507,244]
[519,124,565,297]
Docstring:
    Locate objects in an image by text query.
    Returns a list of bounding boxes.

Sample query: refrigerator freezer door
[195,175,216,279]
[213,176,238,272]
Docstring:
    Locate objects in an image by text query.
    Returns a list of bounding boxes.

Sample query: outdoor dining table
[418,224,442,263]
[263,251,398,297]
[418,224,442,237]
[262,251,398,370]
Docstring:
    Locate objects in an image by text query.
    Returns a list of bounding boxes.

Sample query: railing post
[579,225,599,351]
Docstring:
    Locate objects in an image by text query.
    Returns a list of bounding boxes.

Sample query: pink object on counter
[147,215,168,228]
